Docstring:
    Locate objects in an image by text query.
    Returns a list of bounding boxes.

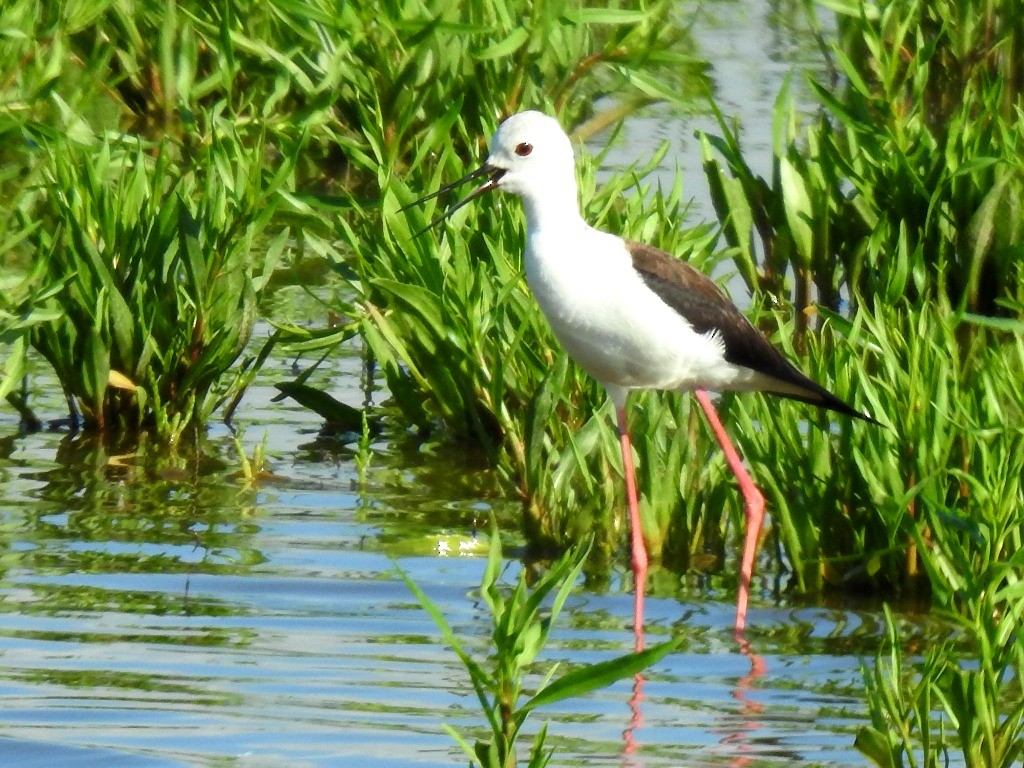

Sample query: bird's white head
[405,110,582,235]
[484,111,577,201]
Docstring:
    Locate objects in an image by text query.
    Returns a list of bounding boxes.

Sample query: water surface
[0,328,925,767]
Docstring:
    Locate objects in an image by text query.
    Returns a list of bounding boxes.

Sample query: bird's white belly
[525,231,750,393]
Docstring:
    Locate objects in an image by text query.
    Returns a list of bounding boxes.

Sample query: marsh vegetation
[1,0,1022,764]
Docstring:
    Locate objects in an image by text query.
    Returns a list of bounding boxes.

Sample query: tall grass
[13,132,291,437]
[0,0,705,437]
[697,3,1024,758]
[2,0,702,184]
[331,0,1024,614]
[857,493,1024,768]
[732,296,1024,595]
[705,0,1024,321]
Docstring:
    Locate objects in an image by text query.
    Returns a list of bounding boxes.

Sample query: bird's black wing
[624,239,876,423]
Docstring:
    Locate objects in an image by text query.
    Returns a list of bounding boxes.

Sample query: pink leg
[616,406,647,646]
[614,401,649,760]
[694,390,765,636]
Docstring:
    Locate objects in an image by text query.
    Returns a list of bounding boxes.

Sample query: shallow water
[0,2,933,766]
[0,324,927,768]
[0,429,886,768]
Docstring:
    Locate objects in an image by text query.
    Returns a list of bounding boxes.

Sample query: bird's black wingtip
[775,383,884,429]
[855,408,885,429]
[824,393,884,429]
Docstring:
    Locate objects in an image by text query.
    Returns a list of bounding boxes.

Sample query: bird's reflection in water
[719,634,767,767]
[621,586,647,764]
[620,590,767,767]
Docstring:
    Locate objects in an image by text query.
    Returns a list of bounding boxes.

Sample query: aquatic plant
[0,0,705,435]
[0,261,64,420]
[704,0,1024,320]
[0,0,704,224]
[858,591,1024,766]
[1,0,1020,635]
[400,525,680,767]
[20,132,290,437]
[730,295,1024,596]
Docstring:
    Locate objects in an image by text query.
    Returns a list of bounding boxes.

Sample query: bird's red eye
[515,142,533,157]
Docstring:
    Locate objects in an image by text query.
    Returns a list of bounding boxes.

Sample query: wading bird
[406,110,876,635]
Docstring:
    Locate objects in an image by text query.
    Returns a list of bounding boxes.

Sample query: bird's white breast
[524,226,747,393]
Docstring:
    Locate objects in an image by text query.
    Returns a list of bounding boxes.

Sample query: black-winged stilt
[407,110,877,635]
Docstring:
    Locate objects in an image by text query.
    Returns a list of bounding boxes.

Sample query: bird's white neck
[516,181,586,237]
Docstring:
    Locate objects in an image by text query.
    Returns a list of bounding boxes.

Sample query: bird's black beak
[401,163,506,237]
